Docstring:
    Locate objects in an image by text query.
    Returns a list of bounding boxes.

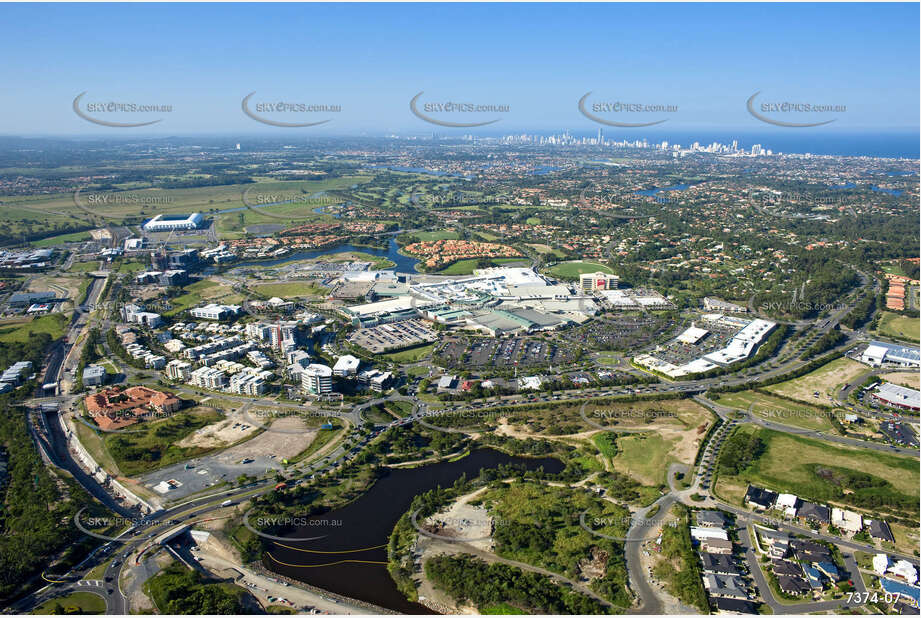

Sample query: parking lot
[436,336,579,369]
[562,316,672,351]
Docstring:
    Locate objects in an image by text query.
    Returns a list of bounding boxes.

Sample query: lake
[634,182,697,197]
[264,448,563,613]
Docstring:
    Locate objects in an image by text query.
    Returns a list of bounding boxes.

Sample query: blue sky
[0,2,917,135]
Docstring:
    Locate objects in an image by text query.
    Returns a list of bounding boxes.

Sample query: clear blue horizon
[0,2,918,141]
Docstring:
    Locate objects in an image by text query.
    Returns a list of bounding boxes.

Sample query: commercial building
[189,303,243,321]
[121,304,163,328]
[579,272,619,292]
[135,269,189,287]
[142,213,204,232]
[358,369,393,392]
[8,291,56,308]
[82,364,107,387]
[860,341,921,368]
[677,326,709,345]
[703,297,747,313]
[301,364,333,394]
[702,318,776,366]
[871,383,921,412]
[333,355,360,376]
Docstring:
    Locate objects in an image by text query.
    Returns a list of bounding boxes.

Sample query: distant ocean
[639,131,921,159]
[489,130,921,160]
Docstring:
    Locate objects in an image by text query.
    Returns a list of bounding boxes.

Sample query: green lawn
[253,281,328,298]
[0,313,69,343]
[877,311,920,342]
[164,280,242,316]
[436,258,526,275]
[610,432,677,487]
[114,259,149,274]
[547,261,614,280]
[6,176,372,224]
[31,230,93,247]
[83,558,113,581]
[32,592,106,614]
[381,343,435,363]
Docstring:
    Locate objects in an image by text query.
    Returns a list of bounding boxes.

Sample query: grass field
[84,558,113,581]
[113,259,149,274]
[546,260,614,280]
[31,230,93,247]
[381,343,435,363]
[716,390,837,433]
[436,258,527,275]
[253,281,328,298]
[4,176,372,223]
[74,420,122,476]
[716,427,919,525]
[31,592,106,614]
[67,260,101,273]
[764,357,867,406]
[0,313,69,343]
[876,311,920,342]
[610,433,678,486]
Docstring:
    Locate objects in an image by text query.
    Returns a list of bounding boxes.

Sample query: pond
[264,448,564,613]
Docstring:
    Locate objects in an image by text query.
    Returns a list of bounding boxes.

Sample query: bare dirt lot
[214,416,316,462]
[176,416,260,449]
[880,371,920,389]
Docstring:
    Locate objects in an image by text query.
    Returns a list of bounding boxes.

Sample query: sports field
[546,260,614,279]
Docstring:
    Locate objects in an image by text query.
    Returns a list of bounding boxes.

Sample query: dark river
[264,448,563,613]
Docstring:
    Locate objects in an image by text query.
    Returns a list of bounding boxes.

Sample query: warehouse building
[860,341,920,369]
